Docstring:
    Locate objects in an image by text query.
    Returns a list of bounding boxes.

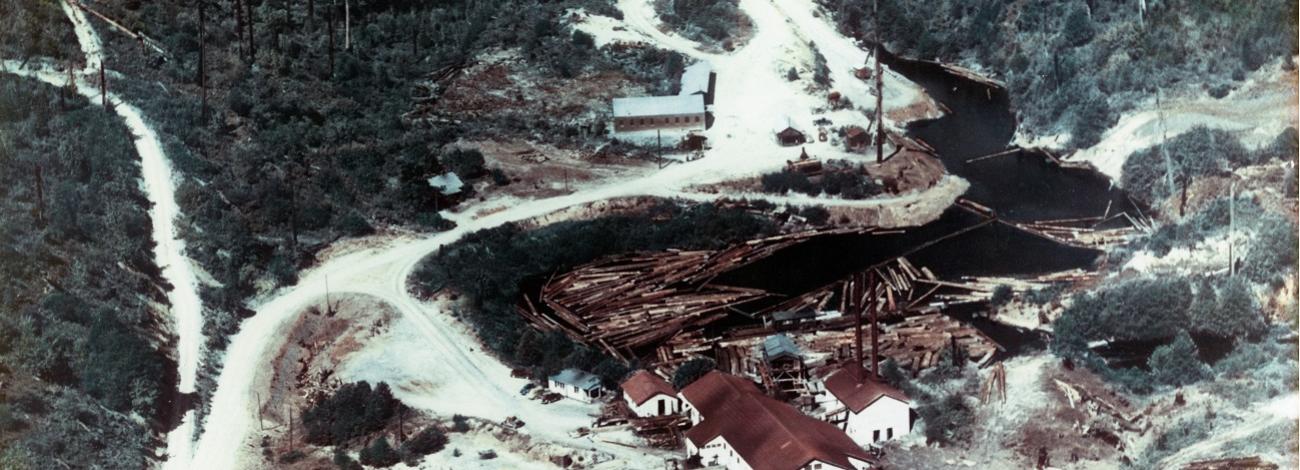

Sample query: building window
[873,430,880,442]
[887,428,894,440]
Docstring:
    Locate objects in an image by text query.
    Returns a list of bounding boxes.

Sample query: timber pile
[524,228,880,358]
[875,313,1001,370]
[1009,219,1140,248]
[1183,457,1278,470]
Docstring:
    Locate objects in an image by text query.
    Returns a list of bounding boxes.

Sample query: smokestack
[869,271,879,380]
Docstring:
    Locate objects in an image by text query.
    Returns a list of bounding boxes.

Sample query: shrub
[441,148,486,179]
[672,358,717,389]
[302,382,399,445]
[917,392,975,444]
[572,30,595,49]
[333,449,363,470]
[1061,6,1095,47]
[403,426,449,457]
[1054,277,1193,353]
[989,285,1013,307]
[451,414,471,433]
[359,437,401,468]
[1148,330,1210,387]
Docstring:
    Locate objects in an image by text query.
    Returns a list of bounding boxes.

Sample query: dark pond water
[882,51,1140,224]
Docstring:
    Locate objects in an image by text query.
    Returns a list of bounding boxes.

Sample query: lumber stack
[525,227,880,358]
[875,313,1002,371]
[1183,457,1278,470]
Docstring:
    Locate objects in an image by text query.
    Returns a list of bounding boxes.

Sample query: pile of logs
[1183,457,1278,470]
[520,228,874,358]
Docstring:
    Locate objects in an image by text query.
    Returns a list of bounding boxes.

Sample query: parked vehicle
[541,392,563,404]
[519,383,536,396]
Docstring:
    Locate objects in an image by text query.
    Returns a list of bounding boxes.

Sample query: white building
[547,369,604,403]
[819,364,911,446]
[612,94,706,134]
[620,370,680,417]
[680,371,874,470]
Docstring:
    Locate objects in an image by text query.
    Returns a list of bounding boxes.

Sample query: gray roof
[772,310,816,322]
[763,334,802,361]
[426,172,464,195]
[680,61,712,96]
[612,95,705,118]
[550,368,602,390]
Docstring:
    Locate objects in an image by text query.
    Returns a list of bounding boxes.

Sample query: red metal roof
[823,363,910,414]
[682,372,873,470]
[620,370,677,406]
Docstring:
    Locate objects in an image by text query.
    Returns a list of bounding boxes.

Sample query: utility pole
[327,4,335,77]
[344,0,351,50]
[99,60,106,109]
[1229,175,1236,277]
[853,273,864,367]
[33,164,45,226]
[287,405,294,450]
[234,0,245,59]
[873,0,884,163]
[869,271,879,379]
[199,0,207,121]
[324,275,332,315]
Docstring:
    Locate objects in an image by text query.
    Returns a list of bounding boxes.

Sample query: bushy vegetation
[411,202,777,383]
[881,352,978,445]
[1122,127,1297,207]
[0,79,165,468]
[760,162,883,199]
[83,0,688,426]
[1142,194,1298,287]
[359,437,401,468]
[401,426,449,462]
[672,358,717,389]
[0,0,79,61]
[1147,330,1210,387]
[302,382,400,445]
[828,0,1298,147]
[656,0,745,46]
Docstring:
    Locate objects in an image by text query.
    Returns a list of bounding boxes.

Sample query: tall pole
[199,1,207,121]
[853,273,863,366]
[99,60,106,109]
[873,0,884,163]
[869,271,879,379]
[1229,177,1235,277]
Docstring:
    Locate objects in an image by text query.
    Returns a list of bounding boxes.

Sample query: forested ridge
[0,77,167,469]
[824,0,1298,147]
[85,0,683,424]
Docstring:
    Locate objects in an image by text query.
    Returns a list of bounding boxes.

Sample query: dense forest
[84,0,686,425]
[411,202,778,384]
[823,0,1299,147]
[0,78,167,468]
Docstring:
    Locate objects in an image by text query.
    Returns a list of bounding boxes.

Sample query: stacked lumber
[1183,457,1278,470]
[1010,219,1141,248]
[875,313,1002,371]
[526,227,879,358]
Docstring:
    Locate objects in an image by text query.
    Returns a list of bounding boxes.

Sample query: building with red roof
[679,371,874,470]
[819,364,911,446]
[620,370,680,417]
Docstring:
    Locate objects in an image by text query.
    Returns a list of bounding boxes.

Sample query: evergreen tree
[1149,330,1210,387]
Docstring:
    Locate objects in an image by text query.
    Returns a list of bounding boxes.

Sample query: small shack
[760,334,809,406]
[844,125,870,150]
[620,370,680,417]
[775,126,806,146]
[548,368,604,403]
[427,172,464,196]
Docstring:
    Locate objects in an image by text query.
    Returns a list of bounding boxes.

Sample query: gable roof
[612,95,705,118]
[762,334,802,362]
[680,61,713,96]
[776,126,805,138]
[680,371,761,420]
[549,369,602,391]
[683,373,873,470]
[621,370,677,406]
[426,172,464,195]
[823,363,909,413]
